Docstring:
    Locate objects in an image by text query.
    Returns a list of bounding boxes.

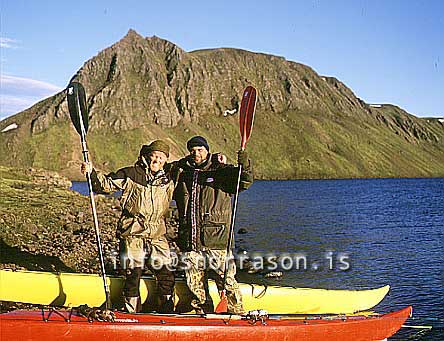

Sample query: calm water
[72,178,444,339]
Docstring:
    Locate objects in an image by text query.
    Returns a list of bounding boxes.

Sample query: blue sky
[1,0,443,121]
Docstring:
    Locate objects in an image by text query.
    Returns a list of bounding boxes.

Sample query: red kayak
[0,306,412,341]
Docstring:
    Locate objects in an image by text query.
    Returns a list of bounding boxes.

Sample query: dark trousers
[123,266,175,298]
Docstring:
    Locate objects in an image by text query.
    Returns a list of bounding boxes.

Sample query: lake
[71,178,444,340]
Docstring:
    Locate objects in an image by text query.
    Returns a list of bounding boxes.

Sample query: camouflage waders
[183,250,243,314]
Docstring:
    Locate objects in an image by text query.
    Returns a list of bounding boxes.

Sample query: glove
[217,153,227,164]
[80,162,93,175]
[237,150,249,166]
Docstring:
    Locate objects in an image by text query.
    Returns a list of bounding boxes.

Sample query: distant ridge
[1,29,443,180]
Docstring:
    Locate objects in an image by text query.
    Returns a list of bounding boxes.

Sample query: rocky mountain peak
[121,28,145,43]
[1,32,443,180]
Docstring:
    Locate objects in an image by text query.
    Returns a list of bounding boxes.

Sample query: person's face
[147,151,167,173]
[190,146,208,165]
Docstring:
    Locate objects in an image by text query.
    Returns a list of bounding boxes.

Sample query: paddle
[67,81,112,311]
[215,85,257,313]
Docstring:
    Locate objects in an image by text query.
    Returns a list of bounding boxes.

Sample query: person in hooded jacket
[171,136,253,314]
[82,140,175,313]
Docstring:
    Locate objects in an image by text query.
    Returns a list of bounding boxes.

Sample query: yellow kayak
[0,269,389,314]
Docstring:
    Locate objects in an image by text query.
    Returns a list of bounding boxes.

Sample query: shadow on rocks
[0,238,74,272]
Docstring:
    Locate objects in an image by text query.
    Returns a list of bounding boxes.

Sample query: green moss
[28,123,74,171]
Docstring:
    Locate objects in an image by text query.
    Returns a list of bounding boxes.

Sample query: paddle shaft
[75,95,111,310]
[220,159,243,292]
[222,149,243,290]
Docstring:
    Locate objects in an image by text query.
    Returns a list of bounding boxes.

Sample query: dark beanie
[187,136,209,152]
[140,140,170,158]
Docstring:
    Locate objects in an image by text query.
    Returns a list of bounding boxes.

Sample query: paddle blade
[67,81,89,135]
[239,86,257,150]
[215,291,228,313]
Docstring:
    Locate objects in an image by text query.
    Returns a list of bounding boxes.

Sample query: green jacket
[171,154,253,252]
[91,163,174,240]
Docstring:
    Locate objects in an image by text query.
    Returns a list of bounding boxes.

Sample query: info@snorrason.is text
[108,250,351,272]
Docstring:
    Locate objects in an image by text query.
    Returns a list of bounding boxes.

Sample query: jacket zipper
[190,169,200,250]
[147,173,155,224]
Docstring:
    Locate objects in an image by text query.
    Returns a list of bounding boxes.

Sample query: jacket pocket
[202,222,228,249]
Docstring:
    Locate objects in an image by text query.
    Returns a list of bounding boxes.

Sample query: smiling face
[189,146,209,165]
[147,151,167,173]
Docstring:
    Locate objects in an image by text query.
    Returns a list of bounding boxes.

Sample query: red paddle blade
[239,86,257,150]
[215,291,228,313]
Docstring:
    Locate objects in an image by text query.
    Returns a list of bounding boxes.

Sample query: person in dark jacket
[171,136,253,314]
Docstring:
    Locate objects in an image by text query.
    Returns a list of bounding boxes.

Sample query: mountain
[1,29,443,180]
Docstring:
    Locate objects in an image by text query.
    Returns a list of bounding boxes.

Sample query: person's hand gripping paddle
[215,85,257,313]
[67,82,113,318]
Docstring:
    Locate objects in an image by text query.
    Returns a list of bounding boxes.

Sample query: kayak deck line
[2,306,412,324]
[0,306,413,341]
[9,305,408,324]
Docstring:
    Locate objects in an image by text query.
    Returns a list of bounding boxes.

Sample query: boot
[190,299,205,315]
[124,296,140,313]
[157,295,174,313]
